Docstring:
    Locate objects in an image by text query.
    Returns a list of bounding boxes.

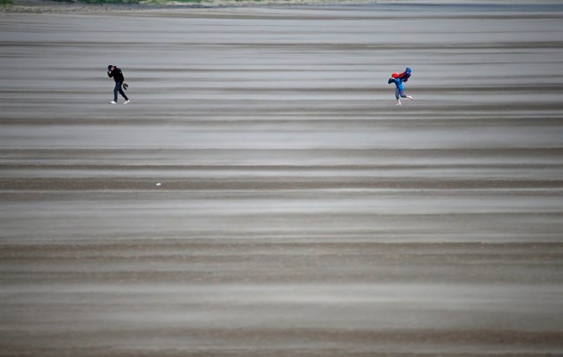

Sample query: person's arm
[107,69,113,78]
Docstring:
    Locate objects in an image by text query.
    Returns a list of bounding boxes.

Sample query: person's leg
[399,89,413,102]
[402,93,413,100]
[113,82,120,102]
[118,82,129,101]
[395,88,401,105]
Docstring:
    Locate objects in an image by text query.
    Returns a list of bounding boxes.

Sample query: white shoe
[124,100,130,105]
[396,101,402,106]
[110,101,117,104]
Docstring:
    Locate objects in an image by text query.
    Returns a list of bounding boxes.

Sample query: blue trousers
[395,88,406,100]
[114,82,128,102]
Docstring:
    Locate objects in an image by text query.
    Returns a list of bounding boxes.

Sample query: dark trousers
[114,82,128,101]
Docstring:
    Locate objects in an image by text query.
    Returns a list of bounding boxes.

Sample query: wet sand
[1,2,563,356]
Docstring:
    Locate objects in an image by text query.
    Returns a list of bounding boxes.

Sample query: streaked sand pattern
[1,2,562,356]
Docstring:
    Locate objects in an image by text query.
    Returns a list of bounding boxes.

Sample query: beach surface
[1,2,562,356]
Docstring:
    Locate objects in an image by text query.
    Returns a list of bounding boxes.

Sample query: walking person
[107,65,130,104]
[388,68,413,106]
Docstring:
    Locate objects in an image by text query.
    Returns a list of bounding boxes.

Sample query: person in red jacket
[107,65,130,105]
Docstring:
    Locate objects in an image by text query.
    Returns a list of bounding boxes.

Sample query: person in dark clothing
[107,65,130,104]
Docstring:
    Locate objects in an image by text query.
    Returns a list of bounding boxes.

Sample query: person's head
[391,73,399,78]
[405,67,411,74]
[107,65,115,71]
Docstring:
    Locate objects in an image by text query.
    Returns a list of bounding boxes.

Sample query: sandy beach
[1,2,562,356]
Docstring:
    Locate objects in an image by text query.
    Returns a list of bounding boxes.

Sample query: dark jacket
[108,67,125,83]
